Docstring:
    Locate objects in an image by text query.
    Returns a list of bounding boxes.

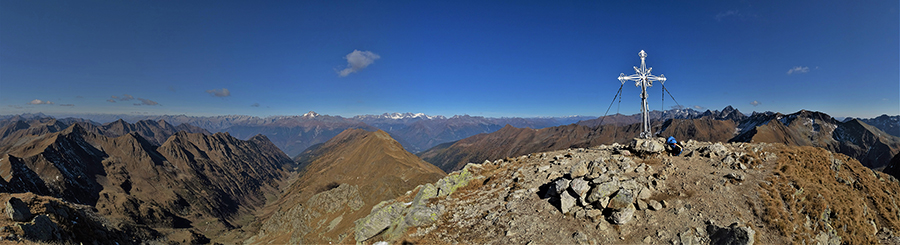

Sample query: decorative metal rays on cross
[618,50,667,139]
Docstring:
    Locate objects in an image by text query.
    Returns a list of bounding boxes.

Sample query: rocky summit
[357,137,900,244]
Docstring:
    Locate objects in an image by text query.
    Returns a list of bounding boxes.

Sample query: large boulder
[553,178,571,196]
[586,180,619,205]
[354,201,405,242]
[569,161,589,178]
[630,138,665,155]
[570,178,590,198]
[608,204,636,224]
[6,197,33,222]
[559,191,576,214]
[607,189,634,210]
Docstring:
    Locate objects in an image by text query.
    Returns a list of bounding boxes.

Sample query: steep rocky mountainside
[734,110,900,170]
[0,117,208,154]
[0,124,294,244]
[849,114,900,138]
[422,109,900,175]
[0,193,162,243]
[245,129,445,244]
[354,138,900,245]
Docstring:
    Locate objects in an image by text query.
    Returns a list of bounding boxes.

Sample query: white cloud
[692,105,705,110]
[787,66,809,75]
[27,99,53,105]
[107,99,116,103]
[750,100,761,106]
[206,88,231,97]
[338,50,380,77]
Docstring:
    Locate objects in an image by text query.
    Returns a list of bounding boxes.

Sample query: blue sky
[2,1,898,118]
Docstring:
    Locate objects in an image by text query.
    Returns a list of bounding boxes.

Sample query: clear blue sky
[2,1,898,118]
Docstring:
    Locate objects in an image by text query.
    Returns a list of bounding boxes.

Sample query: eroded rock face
[6,197,32,222]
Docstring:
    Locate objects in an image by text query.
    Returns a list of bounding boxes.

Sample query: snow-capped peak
[302,111,319,118]
[355,112,445,120]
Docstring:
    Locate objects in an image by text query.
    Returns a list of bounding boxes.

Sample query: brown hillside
[247,129,445,244]
[0,124,293,244]
[419,123,649,173]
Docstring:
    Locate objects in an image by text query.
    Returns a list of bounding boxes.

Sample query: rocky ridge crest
[358,138,900,244]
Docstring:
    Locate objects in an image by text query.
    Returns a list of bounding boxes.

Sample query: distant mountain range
[9,112,595,156]
[419,107,900,173]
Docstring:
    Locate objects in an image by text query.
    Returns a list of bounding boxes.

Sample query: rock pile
[544,138,666,225]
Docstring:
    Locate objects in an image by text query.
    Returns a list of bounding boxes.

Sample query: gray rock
[630,138,665,155]
[554,178,571,196]
[6,197,32,222]
[560,191,576,214]
[537,165,551,172]
[354,202,405,242]
[570,178,590,198]
[570,161,589,178]
[649,200,663,211]
[586,180,619,204]
[608,204,635,224]
[412,183,438,207]
[636,199,648,210]
[705,143,729,157]
[638,187,652,200]
[707,223,755,245]
[402,204,445,227]
[436,167,474,197]
[607,190,634,210]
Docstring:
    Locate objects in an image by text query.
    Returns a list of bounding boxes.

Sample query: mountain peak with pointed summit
[302,111,320,118]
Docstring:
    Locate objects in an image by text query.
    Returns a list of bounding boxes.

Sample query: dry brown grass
[759,146,900,244]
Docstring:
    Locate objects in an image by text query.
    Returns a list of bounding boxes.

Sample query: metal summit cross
[618,50,667,139]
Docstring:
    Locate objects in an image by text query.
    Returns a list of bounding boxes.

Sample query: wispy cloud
[787,66,809,75]
[251,103,260,107]
[750,100,761,106]
[715,9,757,21]
[27,99,54,105]
[692,105,705,110]
[111,94,134,101]
[338,50,380,77]
[715,10,739,21]
[206,88,231,97]
[107,99,116,103]
[134,98,159,106]
[167,86,176,92]
[59,104,75,107]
